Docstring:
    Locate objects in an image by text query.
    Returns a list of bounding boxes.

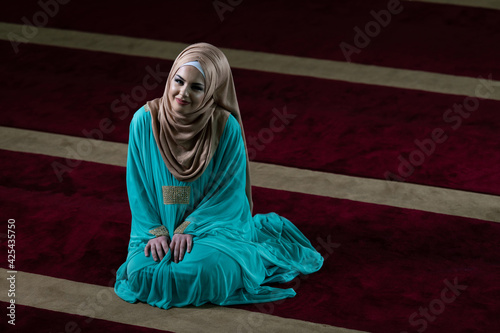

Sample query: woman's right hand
[144,236,170,262]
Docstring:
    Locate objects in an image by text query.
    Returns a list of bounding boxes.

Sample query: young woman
[114,43,323,309]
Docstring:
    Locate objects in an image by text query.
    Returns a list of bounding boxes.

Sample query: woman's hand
[170,234,193,263]
[144,235,170,262]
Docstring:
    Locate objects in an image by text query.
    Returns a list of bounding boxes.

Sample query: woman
[114,43,323,309]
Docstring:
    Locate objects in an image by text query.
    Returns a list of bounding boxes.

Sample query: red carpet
[0,302,173,333]
[2,41,500,195]
[1,1,500,332]
[2,0,500,78]
[1,149,499,332]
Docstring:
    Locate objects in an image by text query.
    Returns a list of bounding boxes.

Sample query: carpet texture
[2,41,500,195]
[0,302,173,333]
[2,0,500,77]
[1,0,500,332]
[1,149,499,332]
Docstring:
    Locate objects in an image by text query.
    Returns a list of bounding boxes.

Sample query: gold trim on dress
[162,186,190,205]
[144,104,150,112]
[174,221,191,234]
[149,225,169,238]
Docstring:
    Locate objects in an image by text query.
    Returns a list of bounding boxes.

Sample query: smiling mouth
[175,98,190,105]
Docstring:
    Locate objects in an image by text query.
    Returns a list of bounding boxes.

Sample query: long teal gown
[114,106,323,309]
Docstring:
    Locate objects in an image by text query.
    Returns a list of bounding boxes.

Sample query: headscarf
[146,43,253,211]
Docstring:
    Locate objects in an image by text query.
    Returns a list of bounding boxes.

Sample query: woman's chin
[172,105,190,113]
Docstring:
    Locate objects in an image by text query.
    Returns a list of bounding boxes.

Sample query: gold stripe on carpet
[1,22,500,101]
[0,268,368,333]
[1,126,499,223]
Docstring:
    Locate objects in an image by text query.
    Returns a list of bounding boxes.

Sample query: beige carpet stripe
[1,126,499,223]
[407,0,500,10]
[1,22,500,101]
[0,268,367,333]
[0,126,128,167]
[250,162,500,223]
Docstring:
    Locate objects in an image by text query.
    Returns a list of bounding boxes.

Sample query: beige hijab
[146,43,253,211]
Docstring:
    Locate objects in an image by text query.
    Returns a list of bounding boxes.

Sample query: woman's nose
[179,86,189,97]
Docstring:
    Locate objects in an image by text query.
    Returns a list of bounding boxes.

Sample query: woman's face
[168,65,206,113]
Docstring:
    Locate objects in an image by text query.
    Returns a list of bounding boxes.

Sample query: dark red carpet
[2,41,500,195]
[0,302,173,333]
[2,1,500,78]
[1,1,499,332]
[1,149,499,332]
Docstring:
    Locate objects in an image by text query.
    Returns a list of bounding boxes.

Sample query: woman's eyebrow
[176,74,204,86]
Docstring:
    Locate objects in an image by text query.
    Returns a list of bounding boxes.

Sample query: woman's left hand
[170,234,193,263]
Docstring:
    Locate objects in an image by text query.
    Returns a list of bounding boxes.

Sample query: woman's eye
[175,79,183,84]
[193,86,203,91]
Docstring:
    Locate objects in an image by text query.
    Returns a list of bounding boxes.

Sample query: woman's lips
[175,98,190,105]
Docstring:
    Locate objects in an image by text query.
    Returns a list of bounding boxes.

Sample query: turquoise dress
[114,106,323,309]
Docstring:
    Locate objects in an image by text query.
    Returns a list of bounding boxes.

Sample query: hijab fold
[146,43,253,211]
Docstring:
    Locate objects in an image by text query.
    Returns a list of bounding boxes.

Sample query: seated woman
[114,43,323,309]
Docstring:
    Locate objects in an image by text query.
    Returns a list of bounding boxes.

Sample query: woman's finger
[170,237,177,263]
[144,242,151,257]
[157,244,164,261]
[179,238,186,261]
[174,241,180,263]
[152,243,159,261]
[187,237,193,254]
[161,238,170,256]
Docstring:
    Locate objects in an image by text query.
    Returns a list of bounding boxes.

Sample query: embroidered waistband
[162,186,190,205]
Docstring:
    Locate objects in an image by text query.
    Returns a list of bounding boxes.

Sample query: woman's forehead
[175,65,205,84]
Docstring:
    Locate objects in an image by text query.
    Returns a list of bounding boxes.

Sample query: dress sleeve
[126,107,166,244]
[179,115,254,240]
